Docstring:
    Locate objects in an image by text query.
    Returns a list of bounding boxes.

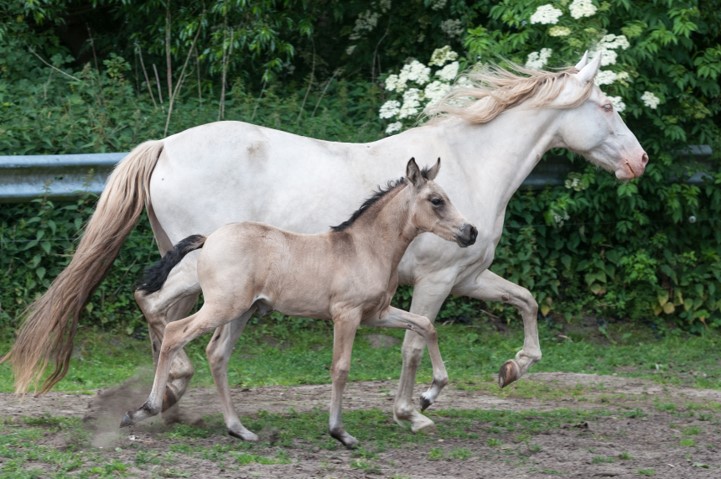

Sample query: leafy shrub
[377,0,721,330]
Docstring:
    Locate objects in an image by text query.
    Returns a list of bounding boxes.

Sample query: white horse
[5,54,647,434]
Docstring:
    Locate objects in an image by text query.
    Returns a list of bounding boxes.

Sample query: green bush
[1,0,719,334]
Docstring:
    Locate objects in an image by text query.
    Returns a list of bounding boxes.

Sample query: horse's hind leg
[393,280,452,433]
[452,269,541,388]
[142,209,197,410]
[134,252,201,411]
[206,310,257,441]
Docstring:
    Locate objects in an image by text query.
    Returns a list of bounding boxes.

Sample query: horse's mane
[331,166,433,232]
[426,62,592,125]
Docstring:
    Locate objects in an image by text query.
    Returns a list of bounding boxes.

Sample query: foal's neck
[345,184,417,269]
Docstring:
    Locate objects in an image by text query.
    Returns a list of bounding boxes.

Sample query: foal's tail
[1,141,164,394]
[136,235,207,295]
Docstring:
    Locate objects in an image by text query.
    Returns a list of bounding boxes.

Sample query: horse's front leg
[134,254,201,411]
[453,268,541,387]
[328,311,362,449]
[393,279,452,433]
[369,306,448,412]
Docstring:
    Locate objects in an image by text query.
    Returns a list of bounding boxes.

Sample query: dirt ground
[2,372,721,478]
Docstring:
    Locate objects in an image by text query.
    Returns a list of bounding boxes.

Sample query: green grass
[0,407,624,478]
[1,318,721,394]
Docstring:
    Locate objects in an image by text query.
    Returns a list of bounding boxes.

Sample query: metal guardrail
[0,153,125,202]
[0,146,714,202]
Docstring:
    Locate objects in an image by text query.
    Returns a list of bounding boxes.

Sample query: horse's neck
[441,107,561,215]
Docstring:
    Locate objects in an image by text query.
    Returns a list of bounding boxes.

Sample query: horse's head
[406,158,477,248]
[554,54,648,180]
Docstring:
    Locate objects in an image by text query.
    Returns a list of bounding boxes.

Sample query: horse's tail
[136,235,207,295]
[1,140,165,394]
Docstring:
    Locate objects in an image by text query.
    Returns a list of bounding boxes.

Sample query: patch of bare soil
[3,373,721,478]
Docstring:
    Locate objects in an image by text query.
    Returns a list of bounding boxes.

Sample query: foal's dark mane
[331,165,433,232]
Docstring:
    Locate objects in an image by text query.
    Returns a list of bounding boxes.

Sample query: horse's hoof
[419,393,433,412]
[411,415,436,434]
[228,428,259,442]
[498,360,520,388]
[120,412,134,428]
[330,429,359,449]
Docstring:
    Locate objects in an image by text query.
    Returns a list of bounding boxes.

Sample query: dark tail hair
[136,234,207,294]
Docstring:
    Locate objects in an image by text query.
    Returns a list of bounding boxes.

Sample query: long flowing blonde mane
[426,62,593,125]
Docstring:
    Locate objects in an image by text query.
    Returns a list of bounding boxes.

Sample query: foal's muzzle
[456,224,478,248]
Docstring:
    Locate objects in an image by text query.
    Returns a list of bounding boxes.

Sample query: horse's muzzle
[456,224,478,248]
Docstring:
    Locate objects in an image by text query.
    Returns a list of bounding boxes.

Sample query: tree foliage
[1,0,720,333]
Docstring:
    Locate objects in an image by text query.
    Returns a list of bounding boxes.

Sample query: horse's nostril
[641,152,649,165]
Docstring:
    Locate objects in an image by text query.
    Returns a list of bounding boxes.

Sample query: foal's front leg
[328,311,362,449]
[369,306,449,415]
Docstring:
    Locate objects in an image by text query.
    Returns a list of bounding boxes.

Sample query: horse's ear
[574,51,589,70]
[406,157,423,186]
[577,54,601,83]
[425,157,441,181]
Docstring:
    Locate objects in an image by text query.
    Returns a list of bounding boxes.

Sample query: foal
[122,158,477,448]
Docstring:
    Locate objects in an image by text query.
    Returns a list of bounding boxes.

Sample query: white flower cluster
[429,45,458,66]
[595,34,630,66]
[548,26,571,37]
[431,0,448,11]
[608,95,626,113]
[525,48,553,70]
[569,0,597,19]
[350,10,380,41]
[530,4,563,25]
[380,47,460,134]
[641,91,661,109]
[346,1,391,53]
[441,19,465,38]
[594,70,629,86]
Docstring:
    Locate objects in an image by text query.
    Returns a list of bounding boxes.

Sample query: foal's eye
[602,103,613,112]
[430,197,444,207]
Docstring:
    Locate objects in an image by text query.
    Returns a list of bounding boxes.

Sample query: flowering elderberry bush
[376,1,721,329]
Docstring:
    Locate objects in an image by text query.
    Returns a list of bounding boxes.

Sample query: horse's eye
[602,103,613,112]
[430,197,444,207]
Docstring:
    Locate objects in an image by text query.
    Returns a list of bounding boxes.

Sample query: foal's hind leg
[369,306,448,421]
[121,301,249,427]
[206,311,258,441]
[135,253,201,411]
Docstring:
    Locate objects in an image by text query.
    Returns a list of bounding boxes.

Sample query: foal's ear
[425,157,441,181]
[406,157,424,186]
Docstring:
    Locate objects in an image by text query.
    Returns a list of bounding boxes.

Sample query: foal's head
[405,158,477,248]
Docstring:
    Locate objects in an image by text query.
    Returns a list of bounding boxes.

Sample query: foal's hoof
[498,360,520,388]
[120,412,134,428]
